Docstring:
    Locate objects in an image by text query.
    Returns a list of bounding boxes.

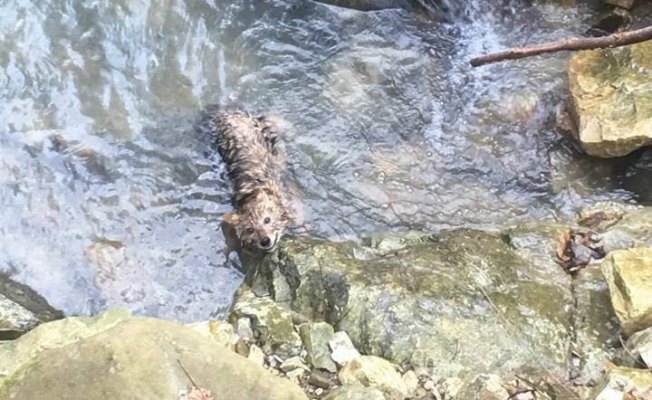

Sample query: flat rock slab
[250,228,574,379]
[0,310,307,400]
[569,42,652,158]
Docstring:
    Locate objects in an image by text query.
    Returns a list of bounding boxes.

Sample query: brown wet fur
[209,110,292,254]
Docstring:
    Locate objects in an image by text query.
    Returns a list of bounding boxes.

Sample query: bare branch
[469,25,652,67]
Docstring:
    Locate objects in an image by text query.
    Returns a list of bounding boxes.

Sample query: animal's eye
[246,227,255,234]
[263,217,271,224]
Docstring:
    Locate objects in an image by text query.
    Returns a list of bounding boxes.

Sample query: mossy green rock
[229,288,302,358]
[252,228,573,379]
[601,248,652,335]
[569,42,652,157]
[299,322,337,372]
[0,310,307,400]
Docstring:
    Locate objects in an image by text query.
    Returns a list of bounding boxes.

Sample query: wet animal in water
[208,110,293,254]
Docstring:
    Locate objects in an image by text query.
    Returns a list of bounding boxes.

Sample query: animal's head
[223,189,292,252]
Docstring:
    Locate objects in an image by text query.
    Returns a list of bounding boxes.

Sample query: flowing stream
[1,0,649,321]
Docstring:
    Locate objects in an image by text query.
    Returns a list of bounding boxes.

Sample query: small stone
[286,368,306,384]
[338,355,408,398]
[443,377,464,398]
[247,344,266,367]
[308,370,331,389]
[402,370,419,396]
[235,317,254,341]
[423,380,435,391]
[601,248,652,335]
[229,289,302,358]
[315,388,324,396]
[415,387,427,398]
[300,322,337,372]
[329,331,361,366]
[280,356,309,373]
[235,339,250,356]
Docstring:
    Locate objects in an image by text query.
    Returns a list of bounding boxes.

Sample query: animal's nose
[260,237,272,248]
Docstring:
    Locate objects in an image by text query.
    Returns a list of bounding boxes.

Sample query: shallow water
[0,0,649,321]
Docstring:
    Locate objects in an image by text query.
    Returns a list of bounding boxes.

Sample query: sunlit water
[1,0,649,321]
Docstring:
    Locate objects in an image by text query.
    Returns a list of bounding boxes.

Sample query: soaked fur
[209,110,292,253]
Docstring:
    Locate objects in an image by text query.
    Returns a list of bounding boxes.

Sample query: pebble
[308,370,331,389]
[423,380,435,391]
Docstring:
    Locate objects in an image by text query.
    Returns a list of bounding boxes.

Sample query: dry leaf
[188,386,214,400]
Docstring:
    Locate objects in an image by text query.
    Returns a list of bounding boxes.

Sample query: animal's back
[210,110,283,206]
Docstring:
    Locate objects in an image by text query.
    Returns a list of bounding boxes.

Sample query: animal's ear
[223,212,240,226]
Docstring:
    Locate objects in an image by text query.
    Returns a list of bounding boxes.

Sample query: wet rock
[0,274,63,340]
[338,355,407,399]
[568,41,652,158]
[299,322,338,372]
[591,367,652,400]
[324,384,386,400]
[601,248,652,335]
[617,326,652,369]
[252,229,573,379]
[329,331,362,366]
[0,310,307,400]
[229,288,302,358]
[185,320,236,349]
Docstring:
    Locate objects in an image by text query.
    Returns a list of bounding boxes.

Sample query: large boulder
[601,247,652,335]
[568,41,652,158]
[0,274,63,340]
[246,227,575,380]
[0,310,308,400]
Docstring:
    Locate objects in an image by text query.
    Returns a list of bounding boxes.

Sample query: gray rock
[0,274,63,340]
[299,322,337,372]
[568,41,652,157]
[323,385,385,400]
[229,288,302,358]
[329,331,361,366]
[601,248,652,335]
[0,310,308,400]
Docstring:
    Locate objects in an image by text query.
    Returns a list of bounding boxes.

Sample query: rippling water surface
[1,0,649,321]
